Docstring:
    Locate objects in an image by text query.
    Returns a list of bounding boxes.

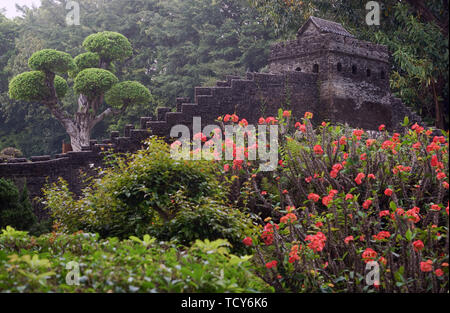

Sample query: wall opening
[366,69,371,77]
[337,63,342,72]
[313,64,319,73]
[352,65,357,74]
[295,67,301,72]
[381,70,385,79]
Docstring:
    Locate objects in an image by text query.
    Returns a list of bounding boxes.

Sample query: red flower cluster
[308,193,320,202]
[362,199,372,209]
[265,260,278,269]
[362,248,378,263]
[305,232,327,252]
[330,163,343,178]
[420,260,433,272]
[355,172,365,185]
[344,236,354,245]
[242,237,253,247]
[412,240,424,252]
[261,223,279,245]
[289,244,301,263]
[372,231,390,241]
[314,144,324,155]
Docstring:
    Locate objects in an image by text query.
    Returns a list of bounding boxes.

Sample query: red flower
[345,194,354,200]
[314,144,324,155]
[282,110,291,118]
[362,248,377,263]
[261,223,279,245]
[420,260,433,272]
[322,195,332,207]
[308,193,320,202]
[280,212,297,224]
[372,231,391,241]
[315,221,323,228]
[265,260,278,269]
[305,232,327,252]
[224,164,230,172]
[258,117,265,124]
[412,142,421,150]
[443,182,449,189]
[231,114,239,123]
[353,129,364,140]
[405,209,420,223]
[339,136,347,145]
[379,210,390,218]
[304,112,313,119]
[344,236,354,245]
[378,124,385,131]
[362,199,373,209]
[355,173,365,185]
[288,244,301,263]
[367,174,376,180]
[435,268,444,277]
[431,204,441,211]
[242,237,253,246]
[379,256,387,266]
[412,240,424,252]
[437,172,446,180]
[305,176,312,183]
[223,114,231,122]
[384,188,393,196]
[261,191,267,196]
[282,189,288,194]
[239,118,248,127]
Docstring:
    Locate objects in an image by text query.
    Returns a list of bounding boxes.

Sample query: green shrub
[82,31,132,62]
[148,194,256,255]
[28,49,75,73]
[0,227,273,293]
[73,68,118,99]
[105,81,152,108]
[0,179,37,232]
[9,71,68,101]
[43,138,227,239]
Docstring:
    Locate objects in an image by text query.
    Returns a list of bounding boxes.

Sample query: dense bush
[0,179,37,232]
[0,227,272,292]
[216,111,448,293]
[43,138,255,247]
[9,71,68,101]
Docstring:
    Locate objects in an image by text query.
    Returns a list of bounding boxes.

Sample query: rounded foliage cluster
[28,49,75,73]
[73,68,118,99]
[82,31,132,62]
[9,71,68,101]
[69,52,100,77]
[105,81,151,108]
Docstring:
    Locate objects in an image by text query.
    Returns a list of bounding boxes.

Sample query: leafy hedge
[0,227,272,293]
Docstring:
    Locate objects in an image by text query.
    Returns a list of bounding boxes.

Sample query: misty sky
[1,0,42,18]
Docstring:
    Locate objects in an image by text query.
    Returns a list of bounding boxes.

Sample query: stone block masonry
[0,17,424,216]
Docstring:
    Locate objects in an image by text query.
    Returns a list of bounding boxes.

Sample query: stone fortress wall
[0,17,423,217]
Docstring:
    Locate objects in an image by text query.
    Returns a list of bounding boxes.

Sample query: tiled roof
[298,16,355,38]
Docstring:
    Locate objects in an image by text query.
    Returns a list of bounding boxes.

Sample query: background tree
[8,31,152,151]
[249,0,449,129]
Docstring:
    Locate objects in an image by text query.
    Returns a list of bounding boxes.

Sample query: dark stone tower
[268,16,418,130]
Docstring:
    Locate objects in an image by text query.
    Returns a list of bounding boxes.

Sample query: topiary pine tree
[8,31,151,151]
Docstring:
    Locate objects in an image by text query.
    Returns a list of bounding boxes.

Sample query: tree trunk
[69,125,91,152]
